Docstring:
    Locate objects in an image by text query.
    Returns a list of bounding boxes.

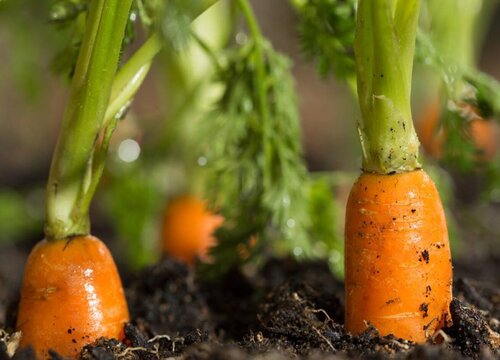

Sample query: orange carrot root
[344,170,453,342]
[16,235,129,359]
[161,195,224,265]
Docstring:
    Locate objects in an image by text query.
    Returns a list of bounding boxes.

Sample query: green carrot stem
[105,0,222,125]
[426,0,482,69]
[425,0,487,102]
[45,0,132,240]
[355,0,421,174]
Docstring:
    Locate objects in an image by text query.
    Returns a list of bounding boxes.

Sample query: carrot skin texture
[161,195,224,265]
[16,236,129,359]
[344,170,452,342]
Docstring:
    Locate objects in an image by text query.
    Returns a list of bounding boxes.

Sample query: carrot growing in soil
[17,1,223,355]
[15,0,133,358]
[344,0,452,342]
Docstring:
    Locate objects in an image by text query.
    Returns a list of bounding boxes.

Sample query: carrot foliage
[198,4,310,275]
[291,0,356,80]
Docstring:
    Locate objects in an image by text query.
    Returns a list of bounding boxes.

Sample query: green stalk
[355,0,421,174]
[45,0,132,240]
[426,0,482,69]
[105,0,222,126]
[425,0,485,101]
[45,0,221,240]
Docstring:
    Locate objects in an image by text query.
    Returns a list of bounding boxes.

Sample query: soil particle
[420,250,430,264]
[447,298,500,359]
[80,338,126,360]
[420,303,429,318]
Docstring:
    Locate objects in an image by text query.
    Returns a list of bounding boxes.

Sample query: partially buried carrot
[16,236,129,359]
[15,0,133,358]
[344,0,452,342]
[345,171,452,340]
[161,195,224,265]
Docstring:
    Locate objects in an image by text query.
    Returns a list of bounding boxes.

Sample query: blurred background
[0,0,499,297]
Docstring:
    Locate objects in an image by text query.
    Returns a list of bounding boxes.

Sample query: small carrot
[16,236,129,359]
[161,195,224,265]
[344,0,452,342]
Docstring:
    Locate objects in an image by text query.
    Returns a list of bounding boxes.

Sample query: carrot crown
[355,0,421,174]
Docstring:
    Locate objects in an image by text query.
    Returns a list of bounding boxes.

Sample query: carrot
[161,195,224,265]
[16,236,129,359]
[417,101,498,161]
[344,170,452,341]
[15,1,133,357]
[344,0,452,342]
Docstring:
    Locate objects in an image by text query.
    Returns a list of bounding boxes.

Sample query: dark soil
[1,255,499,360]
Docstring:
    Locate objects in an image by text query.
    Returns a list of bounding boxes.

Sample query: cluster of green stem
[355,0,421,174]
[45,0,133,240]
[45,0,218,240]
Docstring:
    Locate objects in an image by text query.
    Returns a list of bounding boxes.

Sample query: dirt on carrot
[344,170,453,342]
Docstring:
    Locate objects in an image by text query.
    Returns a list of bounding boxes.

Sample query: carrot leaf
[291,0,356,80]
[197,0,314,276]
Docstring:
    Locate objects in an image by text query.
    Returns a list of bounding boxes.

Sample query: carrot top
[44,0,218,241]
[355,0,421,174]
[45,0,133,240]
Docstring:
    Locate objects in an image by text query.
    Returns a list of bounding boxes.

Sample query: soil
[0,254,499,360]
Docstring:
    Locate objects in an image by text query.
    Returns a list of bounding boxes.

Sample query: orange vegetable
[344,170,452,342]
[418,101,499,160]
[16,235,129,359]
[161,195,224,265]
[347,0,453,342]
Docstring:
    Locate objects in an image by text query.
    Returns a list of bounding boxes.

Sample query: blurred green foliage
[307,178,343,277]
[0,189,43,243]
[0,0,57,102]
[292,0,356,80]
